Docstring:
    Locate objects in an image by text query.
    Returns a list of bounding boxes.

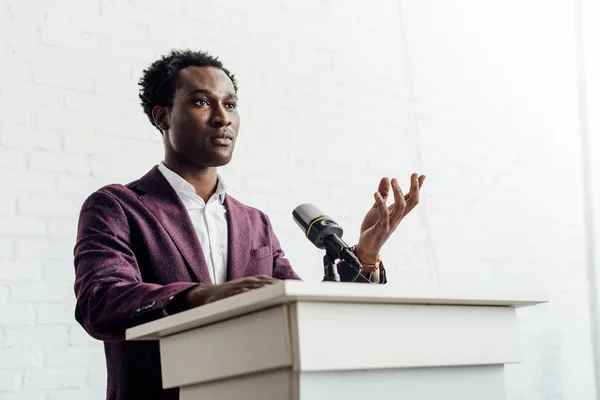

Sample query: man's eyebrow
[188,89,211,96]
[188,89,238,100]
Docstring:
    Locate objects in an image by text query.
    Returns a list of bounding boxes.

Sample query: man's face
[159,66,239,167]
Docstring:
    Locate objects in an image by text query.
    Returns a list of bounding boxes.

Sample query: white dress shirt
[158,162,229,285]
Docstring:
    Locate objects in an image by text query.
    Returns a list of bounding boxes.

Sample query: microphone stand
[323,249,340,282]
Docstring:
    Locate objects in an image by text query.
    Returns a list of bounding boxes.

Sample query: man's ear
[152,106,169,131]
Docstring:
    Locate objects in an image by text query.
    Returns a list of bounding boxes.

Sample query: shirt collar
[158,161,227,205]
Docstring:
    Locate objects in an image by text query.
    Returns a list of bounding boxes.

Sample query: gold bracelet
[351,245,381,272]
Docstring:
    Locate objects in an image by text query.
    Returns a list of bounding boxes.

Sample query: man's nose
[210,106,231,127]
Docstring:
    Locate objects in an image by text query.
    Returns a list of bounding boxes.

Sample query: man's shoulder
[83,177,145,207]
[86,165,161,201]
[90,181,139,198]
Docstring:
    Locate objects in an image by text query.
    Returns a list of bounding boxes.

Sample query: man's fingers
[375,191,390,230]
[390,178,407,223]
[403,175,424,200]
[240,275,278,284]
[226,287,247,296]
[409,172,419,197]
[404,173,421,211]
[239,275,278,288]
[372,177,390,208]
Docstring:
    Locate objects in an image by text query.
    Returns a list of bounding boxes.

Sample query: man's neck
[163,159,218,203]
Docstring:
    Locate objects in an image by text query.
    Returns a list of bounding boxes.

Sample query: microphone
[292,204,363,280]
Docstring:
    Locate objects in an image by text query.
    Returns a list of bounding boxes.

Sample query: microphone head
[292,203,324,232]
[292,203,345,251]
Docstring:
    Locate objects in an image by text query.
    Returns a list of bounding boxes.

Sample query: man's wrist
[353,245,381,273]
[165,285,202,315]
[355,245,379,265]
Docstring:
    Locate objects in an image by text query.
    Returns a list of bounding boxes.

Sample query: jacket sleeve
[267,216,302,280]
[337,260,387,284]
[73,191,198,342]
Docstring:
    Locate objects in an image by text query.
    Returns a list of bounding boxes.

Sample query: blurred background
[1,0,600,398]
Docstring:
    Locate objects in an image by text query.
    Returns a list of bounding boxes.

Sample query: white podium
[126,281,545,400]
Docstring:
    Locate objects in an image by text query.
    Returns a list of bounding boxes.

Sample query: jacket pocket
[250,246,272,260]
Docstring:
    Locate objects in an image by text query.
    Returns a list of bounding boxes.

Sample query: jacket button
[136,300,156,313]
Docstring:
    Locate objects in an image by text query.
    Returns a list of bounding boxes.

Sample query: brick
[0,195,16,215]
[29,151,90,175]
[0,83,65,115]
[32,63,94,92]
[14,237,75,262]
[63,133,118,157]
[93,76,138,98]
[0,102,36,125]
[46,389,104,400]
[68,327,96,346]
[41,262,75,285]
[0,371,22,392]
[0,239,12,259]
[130,0,179,12]
[93,113,150,139]
[71,12,137,38]
[6,2,46,22]
[39,27,97,50]
[118,138,163,164]
[35,109,93,133]
[90,157,137,181]
[0,216,46,236]
[0,392,45,400]
[0,305,36,326]
[47,219,76,240]
[0,168,56,194]
[63,91,121,116]
[5,327,69,347]
[3,42,72,69]
[56,175,104,197]
[10,283,68,303]
[42,0,100,13]
[0,286,9,304]
[17,194,80,218]
[44,8,75,26]
[23,368,85,390]
[0,349,41,369]
[15,238,73,262]
[0,126,62,152]
[0,60,34,86]
[0,149,26,169]
[0,262,41,282]
[100,2,153,24]
[45,346,104,368]
[36,305,75,326]
[87,367,107,388]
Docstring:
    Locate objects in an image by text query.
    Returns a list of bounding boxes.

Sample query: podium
[126,281,545,400]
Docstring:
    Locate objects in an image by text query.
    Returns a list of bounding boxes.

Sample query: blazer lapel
[136,166,212,283]
[224,195,251,281]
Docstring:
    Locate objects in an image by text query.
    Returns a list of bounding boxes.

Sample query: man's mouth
[209,132,234,146]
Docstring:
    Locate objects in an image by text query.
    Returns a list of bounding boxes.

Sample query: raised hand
[355,173,425,264]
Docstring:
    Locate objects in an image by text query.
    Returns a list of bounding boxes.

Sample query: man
[73,49,425,400]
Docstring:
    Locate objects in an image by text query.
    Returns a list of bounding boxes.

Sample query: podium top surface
[126,280,546,341]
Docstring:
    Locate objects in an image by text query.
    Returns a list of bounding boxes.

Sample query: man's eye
[195,99,209,106]
[225,102,237,110]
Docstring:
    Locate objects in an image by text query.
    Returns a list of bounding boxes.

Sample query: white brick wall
[0,0,598,398]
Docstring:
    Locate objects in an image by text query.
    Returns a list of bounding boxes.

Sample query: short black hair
[138,49,237,130]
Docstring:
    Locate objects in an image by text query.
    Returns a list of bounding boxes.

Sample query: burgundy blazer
[73,166,386,400]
